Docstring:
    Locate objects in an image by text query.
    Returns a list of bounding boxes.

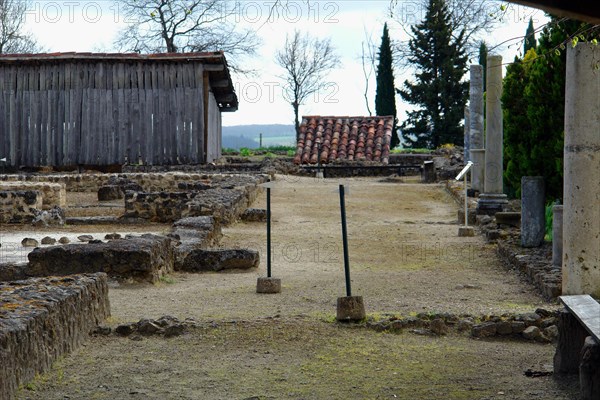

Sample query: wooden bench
[554,295,600,400]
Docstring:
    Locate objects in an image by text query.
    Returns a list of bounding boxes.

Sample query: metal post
[464,174,468,226]
[339,184,351,297]
[260,133,263,148]
[266,183,271,278]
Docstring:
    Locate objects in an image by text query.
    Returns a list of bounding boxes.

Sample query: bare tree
[276,30,340,139]
[0,0,42,54]
[360,27,377,116]
[114,0,261,73]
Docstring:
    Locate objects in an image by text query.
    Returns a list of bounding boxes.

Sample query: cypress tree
[375,23,400,149]
[524,18,536,55]
[397,0,468,149]
[502,17,598,200]
[478,41,488,91]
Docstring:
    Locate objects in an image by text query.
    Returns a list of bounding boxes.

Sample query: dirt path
[17,175,578,400]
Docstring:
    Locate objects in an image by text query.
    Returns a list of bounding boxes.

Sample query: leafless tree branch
[275,30,340,139]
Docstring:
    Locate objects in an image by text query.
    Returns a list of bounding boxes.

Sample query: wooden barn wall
[0,61,206,167]
[206,90,222,163]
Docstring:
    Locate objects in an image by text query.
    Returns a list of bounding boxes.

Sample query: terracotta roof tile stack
[294,116,394,165]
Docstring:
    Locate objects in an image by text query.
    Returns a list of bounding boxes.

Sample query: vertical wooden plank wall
[0,60,209,166]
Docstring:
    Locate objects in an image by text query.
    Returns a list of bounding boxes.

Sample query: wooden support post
[554,310,590,374]
[580,336,600,400]
[203,71,210,163]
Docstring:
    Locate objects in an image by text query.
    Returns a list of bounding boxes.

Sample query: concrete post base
[256,277,281,294]
[336,296,366,322]
[476,193,508,215]
[458,227,475,237]
[316,171,324,179]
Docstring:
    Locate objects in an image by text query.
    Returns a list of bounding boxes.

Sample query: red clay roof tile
[294,116,394,165]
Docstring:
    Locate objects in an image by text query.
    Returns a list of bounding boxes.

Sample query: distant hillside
[222,124,295,149]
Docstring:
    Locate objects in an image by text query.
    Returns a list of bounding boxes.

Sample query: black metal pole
[266,184,272,278]
[339,184,351,297]
[317,143,322,176]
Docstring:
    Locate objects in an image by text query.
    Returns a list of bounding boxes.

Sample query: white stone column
[552,205,563,268]
[469,65,485,192]
[477,55,507,214]
[562,44,600,297]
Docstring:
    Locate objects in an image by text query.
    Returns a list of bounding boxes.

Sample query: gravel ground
[15,175,579,399]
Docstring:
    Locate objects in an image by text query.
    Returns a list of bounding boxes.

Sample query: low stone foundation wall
[0,182,65,209]
[0,190,42,223]
[27,235,174,283]
[123,175,265,223]
[0,172,268,193]
[0,273,110,400]
[171,216,222,270]
[497,240,561,300]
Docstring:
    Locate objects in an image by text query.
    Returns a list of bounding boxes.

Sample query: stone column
[562,44,600,297]
[469,65,485,192]
[552,205,563,268]
[477,55,507,214]
[463,106,470,162]
[470,149,485,194]
[521,176,545,247]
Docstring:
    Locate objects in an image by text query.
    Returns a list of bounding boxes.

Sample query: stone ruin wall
[0,182,66,209]
[0,190,42,223]
[123,180,264,224]
[0,273,110,400]
[0,172,269,193]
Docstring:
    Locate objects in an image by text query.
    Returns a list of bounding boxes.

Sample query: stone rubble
[365,309,559,342]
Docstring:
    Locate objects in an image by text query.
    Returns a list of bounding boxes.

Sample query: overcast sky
[23,1,548,127]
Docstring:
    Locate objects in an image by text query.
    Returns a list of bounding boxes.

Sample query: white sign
[455,161,473,181]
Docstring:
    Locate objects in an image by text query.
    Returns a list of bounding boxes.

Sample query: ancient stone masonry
[0,190,42,223]
[27,235,174,283]
[171,216,223,270]
[0,182,65,208]
[0,172,267,193]
[123,174,266,224]
[0,273,110,400]
[179,249,260,272]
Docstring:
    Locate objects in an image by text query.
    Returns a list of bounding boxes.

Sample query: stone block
[458,226,475,237]
[0,182,66,209]
[179,249,259,272]
[336,296,366,322]
[0,274,110,400]
[256,277,282,294]
[172,216,222,270]
[27,235,174,283]
[495,212,521,227]
[472,322,497,338]
[0,190,43,223]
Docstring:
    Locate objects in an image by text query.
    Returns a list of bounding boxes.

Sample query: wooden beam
[203,71,209,164]
[210,79,230,88]
[203,64,225,72]
[215,94,237,103]
[507,1,600,24]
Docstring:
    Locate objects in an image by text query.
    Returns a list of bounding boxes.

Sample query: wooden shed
[0,51,237,168]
